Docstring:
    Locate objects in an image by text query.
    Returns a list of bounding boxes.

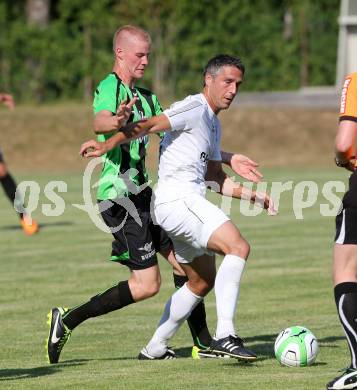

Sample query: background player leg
[0,161,39,235]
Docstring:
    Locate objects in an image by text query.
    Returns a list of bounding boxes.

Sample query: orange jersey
[340,72,357,121]
[339,72,357,167]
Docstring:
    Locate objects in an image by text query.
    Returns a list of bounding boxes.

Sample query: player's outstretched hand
[0,93,15,109]
[255,191,278,216]
[116,96,137,128]
[230,154,263,183]
[79,140,108,158]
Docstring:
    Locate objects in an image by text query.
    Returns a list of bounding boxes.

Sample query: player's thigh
[99,199,158,270]
[333,244,357,285]
[154,198,211,264]
[334,207,357,284]
[207,220,250,259]
[155,194,229,252]
[181,253,216,296]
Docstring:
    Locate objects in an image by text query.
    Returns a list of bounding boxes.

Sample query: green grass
[0,168,351,389]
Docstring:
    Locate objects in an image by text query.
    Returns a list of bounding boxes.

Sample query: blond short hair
[113,25,151,53]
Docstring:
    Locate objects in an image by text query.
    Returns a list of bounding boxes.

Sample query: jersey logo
[138,135,148,144]
[340,77,352,114]
[51,313,61,343]
[138,242,153,252]
[137,110,145,119]
[200,152,209,162]
[138,242,155,260]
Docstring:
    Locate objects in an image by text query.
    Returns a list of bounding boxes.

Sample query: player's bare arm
[220,151,263,183]
[80,113,171,157]
[93,97,137,134]
[335,119,357,172]
[205,160,276,215]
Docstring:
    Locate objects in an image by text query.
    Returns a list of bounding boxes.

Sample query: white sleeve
[163,100,204,132]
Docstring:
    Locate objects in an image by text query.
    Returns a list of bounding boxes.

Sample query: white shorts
[154,193,230,263]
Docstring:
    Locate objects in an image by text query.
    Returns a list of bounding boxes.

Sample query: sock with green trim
[173,274,212,348]
[62,280,134,330]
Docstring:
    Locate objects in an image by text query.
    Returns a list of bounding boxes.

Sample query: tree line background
[0,0,340,102]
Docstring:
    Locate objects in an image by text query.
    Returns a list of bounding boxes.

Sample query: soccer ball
[274,326,319,367]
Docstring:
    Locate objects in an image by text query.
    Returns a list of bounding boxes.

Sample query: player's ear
[205,74,213,87]
[116,47,123,60]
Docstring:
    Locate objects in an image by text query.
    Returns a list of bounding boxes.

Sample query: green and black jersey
[93,72,163,200]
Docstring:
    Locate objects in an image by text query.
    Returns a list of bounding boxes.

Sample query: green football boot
[192,345,231,359]
[46,307,71,364]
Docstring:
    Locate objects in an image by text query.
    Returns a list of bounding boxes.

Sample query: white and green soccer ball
[274,326,319,367]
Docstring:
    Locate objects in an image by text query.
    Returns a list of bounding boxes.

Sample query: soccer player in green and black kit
[46,25,213,362]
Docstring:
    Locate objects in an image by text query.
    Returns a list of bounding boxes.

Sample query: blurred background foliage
[0,0,340,102]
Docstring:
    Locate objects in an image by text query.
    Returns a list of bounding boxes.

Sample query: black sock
[0,173,23,218]
[334,282,357,369]
[173,274,212,348]
[62,280,134,330]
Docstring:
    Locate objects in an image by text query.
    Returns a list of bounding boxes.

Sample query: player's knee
[138,279,161,299]
[227,237,250,259]
[204,278,215,294]
[189,278,213,296]
[147,280,161,297]
[198,280,214,296]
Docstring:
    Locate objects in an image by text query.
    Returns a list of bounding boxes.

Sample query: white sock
[215,254,246,339]
[145,283,202,357]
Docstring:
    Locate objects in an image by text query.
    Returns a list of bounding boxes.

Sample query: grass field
[0,168,351,389]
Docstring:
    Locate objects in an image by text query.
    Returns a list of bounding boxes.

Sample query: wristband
[334,157,350,167]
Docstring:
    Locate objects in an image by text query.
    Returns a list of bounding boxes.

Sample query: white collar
[200,93,217,121]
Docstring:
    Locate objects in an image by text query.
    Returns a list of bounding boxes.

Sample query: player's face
[207,66,243,112]
[119,37,150,80]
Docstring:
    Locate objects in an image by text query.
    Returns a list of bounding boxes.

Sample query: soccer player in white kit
[81,54,276,360]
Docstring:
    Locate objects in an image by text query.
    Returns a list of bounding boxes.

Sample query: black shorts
[335,172,357,244]
[335,207,357,244]
[0,146,4,163]
[99,187,172,270]
[342,171,357,209]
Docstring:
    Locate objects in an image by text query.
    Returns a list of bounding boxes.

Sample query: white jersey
[155,93,222,203]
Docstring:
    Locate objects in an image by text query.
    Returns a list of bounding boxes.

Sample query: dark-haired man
[47,27,257,364]
[81,54,276,360]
